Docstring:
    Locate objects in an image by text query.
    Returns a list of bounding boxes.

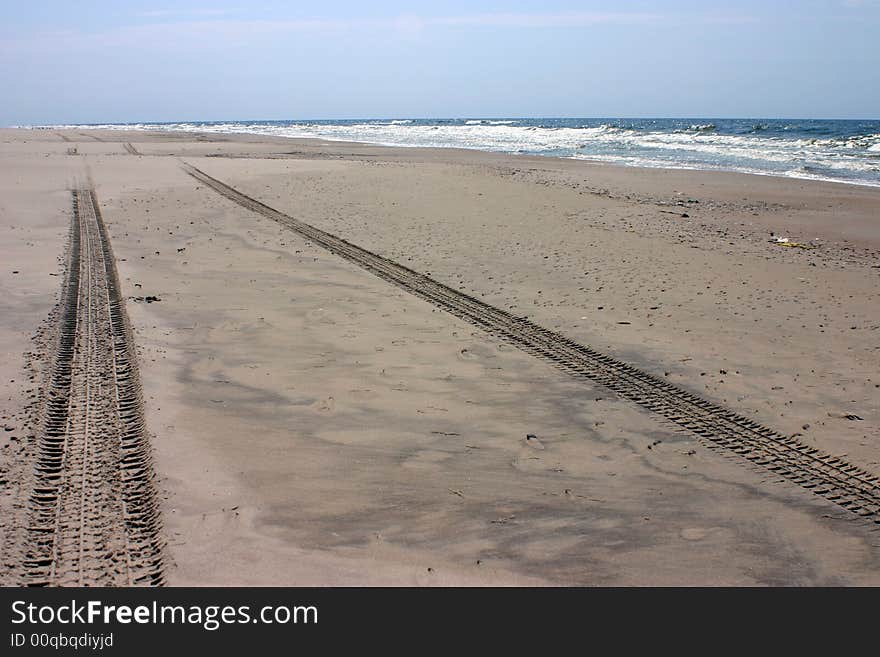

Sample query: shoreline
[19,122,880,191]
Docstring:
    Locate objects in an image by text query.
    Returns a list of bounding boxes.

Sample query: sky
[1,0,878,125]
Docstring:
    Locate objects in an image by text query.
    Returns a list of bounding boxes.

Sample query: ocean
[52,117,880,187]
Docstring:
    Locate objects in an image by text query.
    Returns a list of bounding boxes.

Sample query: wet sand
[1,127,878,585]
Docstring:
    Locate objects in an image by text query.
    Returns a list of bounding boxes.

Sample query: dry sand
[1,127,879,585]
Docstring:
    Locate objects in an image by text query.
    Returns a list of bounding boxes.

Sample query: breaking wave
[47,118,880,187]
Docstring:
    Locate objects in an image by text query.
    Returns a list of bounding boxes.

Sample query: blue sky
[1,1,878,124]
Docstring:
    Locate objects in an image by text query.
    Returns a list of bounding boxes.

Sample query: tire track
[182,161,880,525]
[19,185,164,586]
[124,143,140,156]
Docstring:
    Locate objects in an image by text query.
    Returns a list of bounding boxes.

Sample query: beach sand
[1,127,878,585]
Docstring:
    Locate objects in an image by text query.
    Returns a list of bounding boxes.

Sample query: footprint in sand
[680,527,717,541]
[307,307,336,324]
[314,396,335,412]
[458,348,478,361]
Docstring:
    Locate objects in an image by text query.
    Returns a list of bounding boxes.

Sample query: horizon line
[14,114,880,128]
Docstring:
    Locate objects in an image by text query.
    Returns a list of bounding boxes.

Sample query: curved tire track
[182,161,880,525]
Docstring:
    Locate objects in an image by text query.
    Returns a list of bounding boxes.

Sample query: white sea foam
[464,119,518,125]
[48,120,880,187]
[365,119,414,125]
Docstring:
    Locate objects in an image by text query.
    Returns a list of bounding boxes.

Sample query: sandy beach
[1,127,878,585]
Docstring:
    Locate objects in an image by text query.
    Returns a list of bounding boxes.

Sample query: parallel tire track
[182,161,880,524]
[20,186,164,586]
[123,143,140,156]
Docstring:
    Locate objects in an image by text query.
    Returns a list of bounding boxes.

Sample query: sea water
[50,117,880,187]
